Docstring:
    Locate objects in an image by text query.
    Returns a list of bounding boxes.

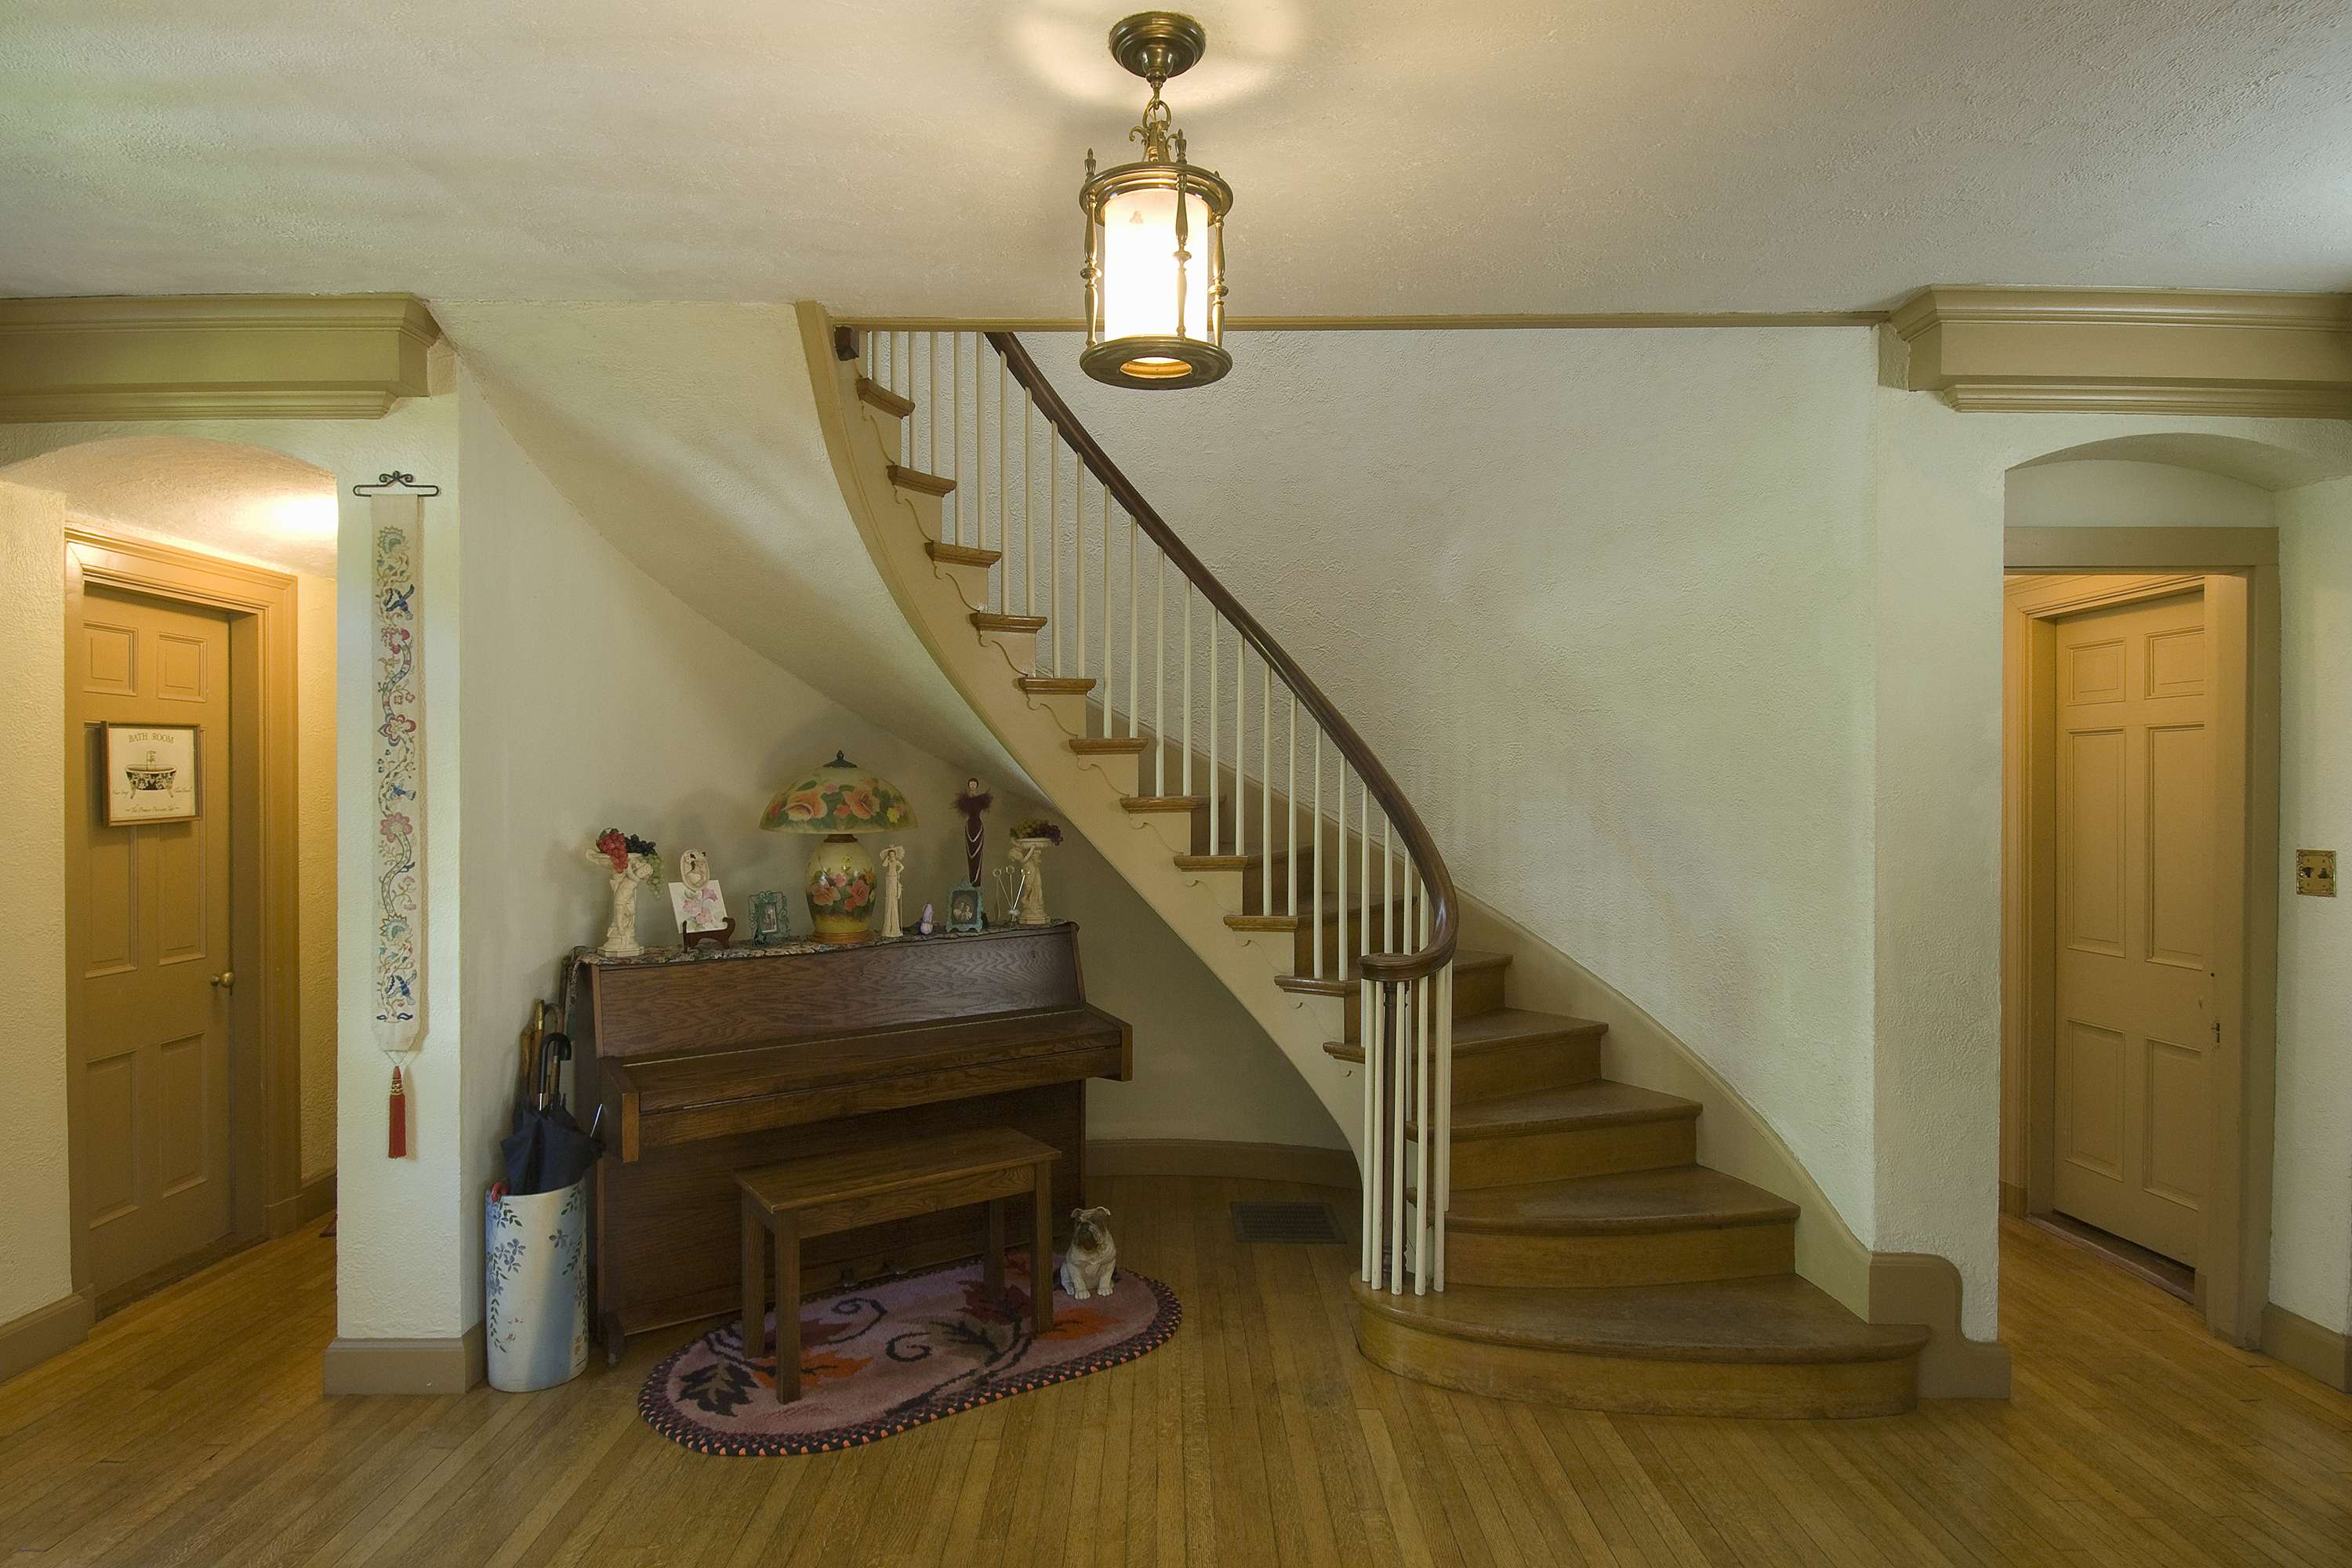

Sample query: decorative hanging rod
[352,470,440,496]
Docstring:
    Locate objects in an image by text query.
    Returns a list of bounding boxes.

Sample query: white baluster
[1388,978,1406,1294]
[1287,693,1298,930]
[996,355,1007,589]
[1181,586,1193,797]
[1153,550,1167,796]
[1260,660,1272,913]
[1312,728,1323,981]
[1101,488,1113,739]
[1361,953,1377,1283]
[1435,960,1451,1291]
[1073,470,1086,691]
[1022,387,1035,619]
[1050,437,1062,674]
[1127,514,1139,740]
[1206,614,1218,851]
[1415,885,1432,1295]
[927,331,938,486]
[1234,633,1246,855]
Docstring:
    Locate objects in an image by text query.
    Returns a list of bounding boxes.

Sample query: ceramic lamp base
[804,833,878,943]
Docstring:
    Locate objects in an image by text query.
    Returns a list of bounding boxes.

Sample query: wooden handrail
[985,330,1457,984]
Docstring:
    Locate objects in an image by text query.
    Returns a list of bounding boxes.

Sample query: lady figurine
[588,829,661,958]
[878,844,907,938]
[1006,838,1050,926]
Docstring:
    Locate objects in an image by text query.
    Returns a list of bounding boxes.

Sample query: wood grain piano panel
[575,923,1127,1353]
[587,924,1085,1058]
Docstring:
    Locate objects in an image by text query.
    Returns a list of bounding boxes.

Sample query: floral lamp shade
[759,751,915,836]
[760,752,914,943]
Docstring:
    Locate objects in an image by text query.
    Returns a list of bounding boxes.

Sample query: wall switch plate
[2296,849,2336,898]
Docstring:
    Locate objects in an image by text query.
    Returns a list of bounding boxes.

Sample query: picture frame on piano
[946,882,984,932]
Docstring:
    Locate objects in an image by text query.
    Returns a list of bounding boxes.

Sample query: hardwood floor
[4,1178,2347,1566]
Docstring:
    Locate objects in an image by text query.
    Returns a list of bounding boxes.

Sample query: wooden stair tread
[1325,1007,1602,1065]
[1441,1167,1798,1235]
[1123,795,1208,813]
[1276,948,1508,997]
[927,540,1000,568]
[1069,736,1151,754]
[887,463,954,496]
[1351,1275,1928,1365]
[1437,1080,1700,1140]
[971,612,1047,632]
[1175,851,1311,872]
[856,376,916,419]
[1020,676,1095,695]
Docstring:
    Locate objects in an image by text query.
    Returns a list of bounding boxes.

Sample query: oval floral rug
[638,1255,1180,1456]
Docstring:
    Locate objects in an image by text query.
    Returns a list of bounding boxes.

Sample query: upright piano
[572,921,1131,1357]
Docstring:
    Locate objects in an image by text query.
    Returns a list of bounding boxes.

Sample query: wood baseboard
[321,1322,485,1396]
[1998,1181,2027,1219]
[267,1171,337,1237]
[1087,1138,1358,1189]
[2261,1303,2352,1392]
[1870,1251,2013,1399]
[0,1290,95,1388]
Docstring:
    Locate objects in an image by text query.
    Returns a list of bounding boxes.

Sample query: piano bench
[735,1127,1062,1403]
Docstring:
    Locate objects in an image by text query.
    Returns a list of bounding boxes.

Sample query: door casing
[2002,527,2278,1347]
[62,524,306,1301]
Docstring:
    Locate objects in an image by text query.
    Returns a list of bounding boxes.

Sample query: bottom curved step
[1352,1275,1928,1419]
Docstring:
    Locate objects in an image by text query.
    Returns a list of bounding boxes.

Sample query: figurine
[588,829,661,958]
[1007,820,1060,927]
[878,844,907,938]
[951,777,993,887]
[917,901,936,936]
[1056,1207,1118,1301]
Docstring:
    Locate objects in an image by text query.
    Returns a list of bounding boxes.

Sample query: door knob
[210,970,235,989]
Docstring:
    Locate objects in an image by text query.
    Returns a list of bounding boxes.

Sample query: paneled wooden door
[2050,590,2211,1265]
[67,585,236,1298]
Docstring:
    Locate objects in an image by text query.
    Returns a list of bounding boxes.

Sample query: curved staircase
[803,310,1929,1417]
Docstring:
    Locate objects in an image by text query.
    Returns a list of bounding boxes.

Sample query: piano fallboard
[606,1004,1128,1157]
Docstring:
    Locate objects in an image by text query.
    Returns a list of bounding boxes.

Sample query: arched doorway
[0,436,336,1312]
[1998,432,2339,1348]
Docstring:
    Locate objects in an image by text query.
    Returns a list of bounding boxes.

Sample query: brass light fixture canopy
[1079,11,1232,390]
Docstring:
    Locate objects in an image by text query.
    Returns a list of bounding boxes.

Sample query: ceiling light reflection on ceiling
[261,492,339,539]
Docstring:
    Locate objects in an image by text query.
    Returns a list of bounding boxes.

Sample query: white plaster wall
[296,573,337,1182]
[0,481,72,1327]
[2007,459,2277,529]
[2274,477,2352,1336]
[1043,326,1888,1246]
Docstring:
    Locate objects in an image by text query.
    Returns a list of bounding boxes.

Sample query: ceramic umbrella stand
[485,1179,590,1392]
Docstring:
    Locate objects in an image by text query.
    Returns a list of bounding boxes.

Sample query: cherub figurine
[879,844,907,938]
[588,829,661,959]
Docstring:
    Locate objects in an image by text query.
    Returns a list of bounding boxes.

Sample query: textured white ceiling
[0,437,339,576]
[5,0,2350,313]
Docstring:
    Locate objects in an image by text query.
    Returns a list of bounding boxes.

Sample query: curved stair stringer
[793,305,1364,1149]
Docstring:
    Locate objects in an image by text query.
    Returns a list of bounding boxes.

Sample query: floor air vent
[1231,1200,1345,1245]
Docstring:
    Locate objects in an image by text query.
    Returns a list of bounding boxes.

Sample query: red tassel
[388,1065,408,1158]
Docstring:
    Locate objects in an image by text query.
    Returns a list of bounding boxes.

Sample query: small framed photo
[946,882,985,933]
[102,724,198,826]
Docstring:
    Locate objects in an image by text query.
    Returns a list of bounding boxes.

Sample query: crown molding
[1889,286,2352,420]
[844,310,1889,333]
[0,293,441,422]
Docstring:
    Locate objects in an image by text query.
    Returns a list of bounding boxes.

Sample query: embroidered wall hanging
[371,492,427,1057]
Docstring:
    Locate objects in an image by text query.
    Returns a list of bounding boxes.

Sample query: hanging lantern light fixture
[1079,12,1232,390]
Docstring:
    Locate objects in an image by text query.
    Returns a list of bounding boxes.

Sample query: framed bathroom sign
[101,723,199,825]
